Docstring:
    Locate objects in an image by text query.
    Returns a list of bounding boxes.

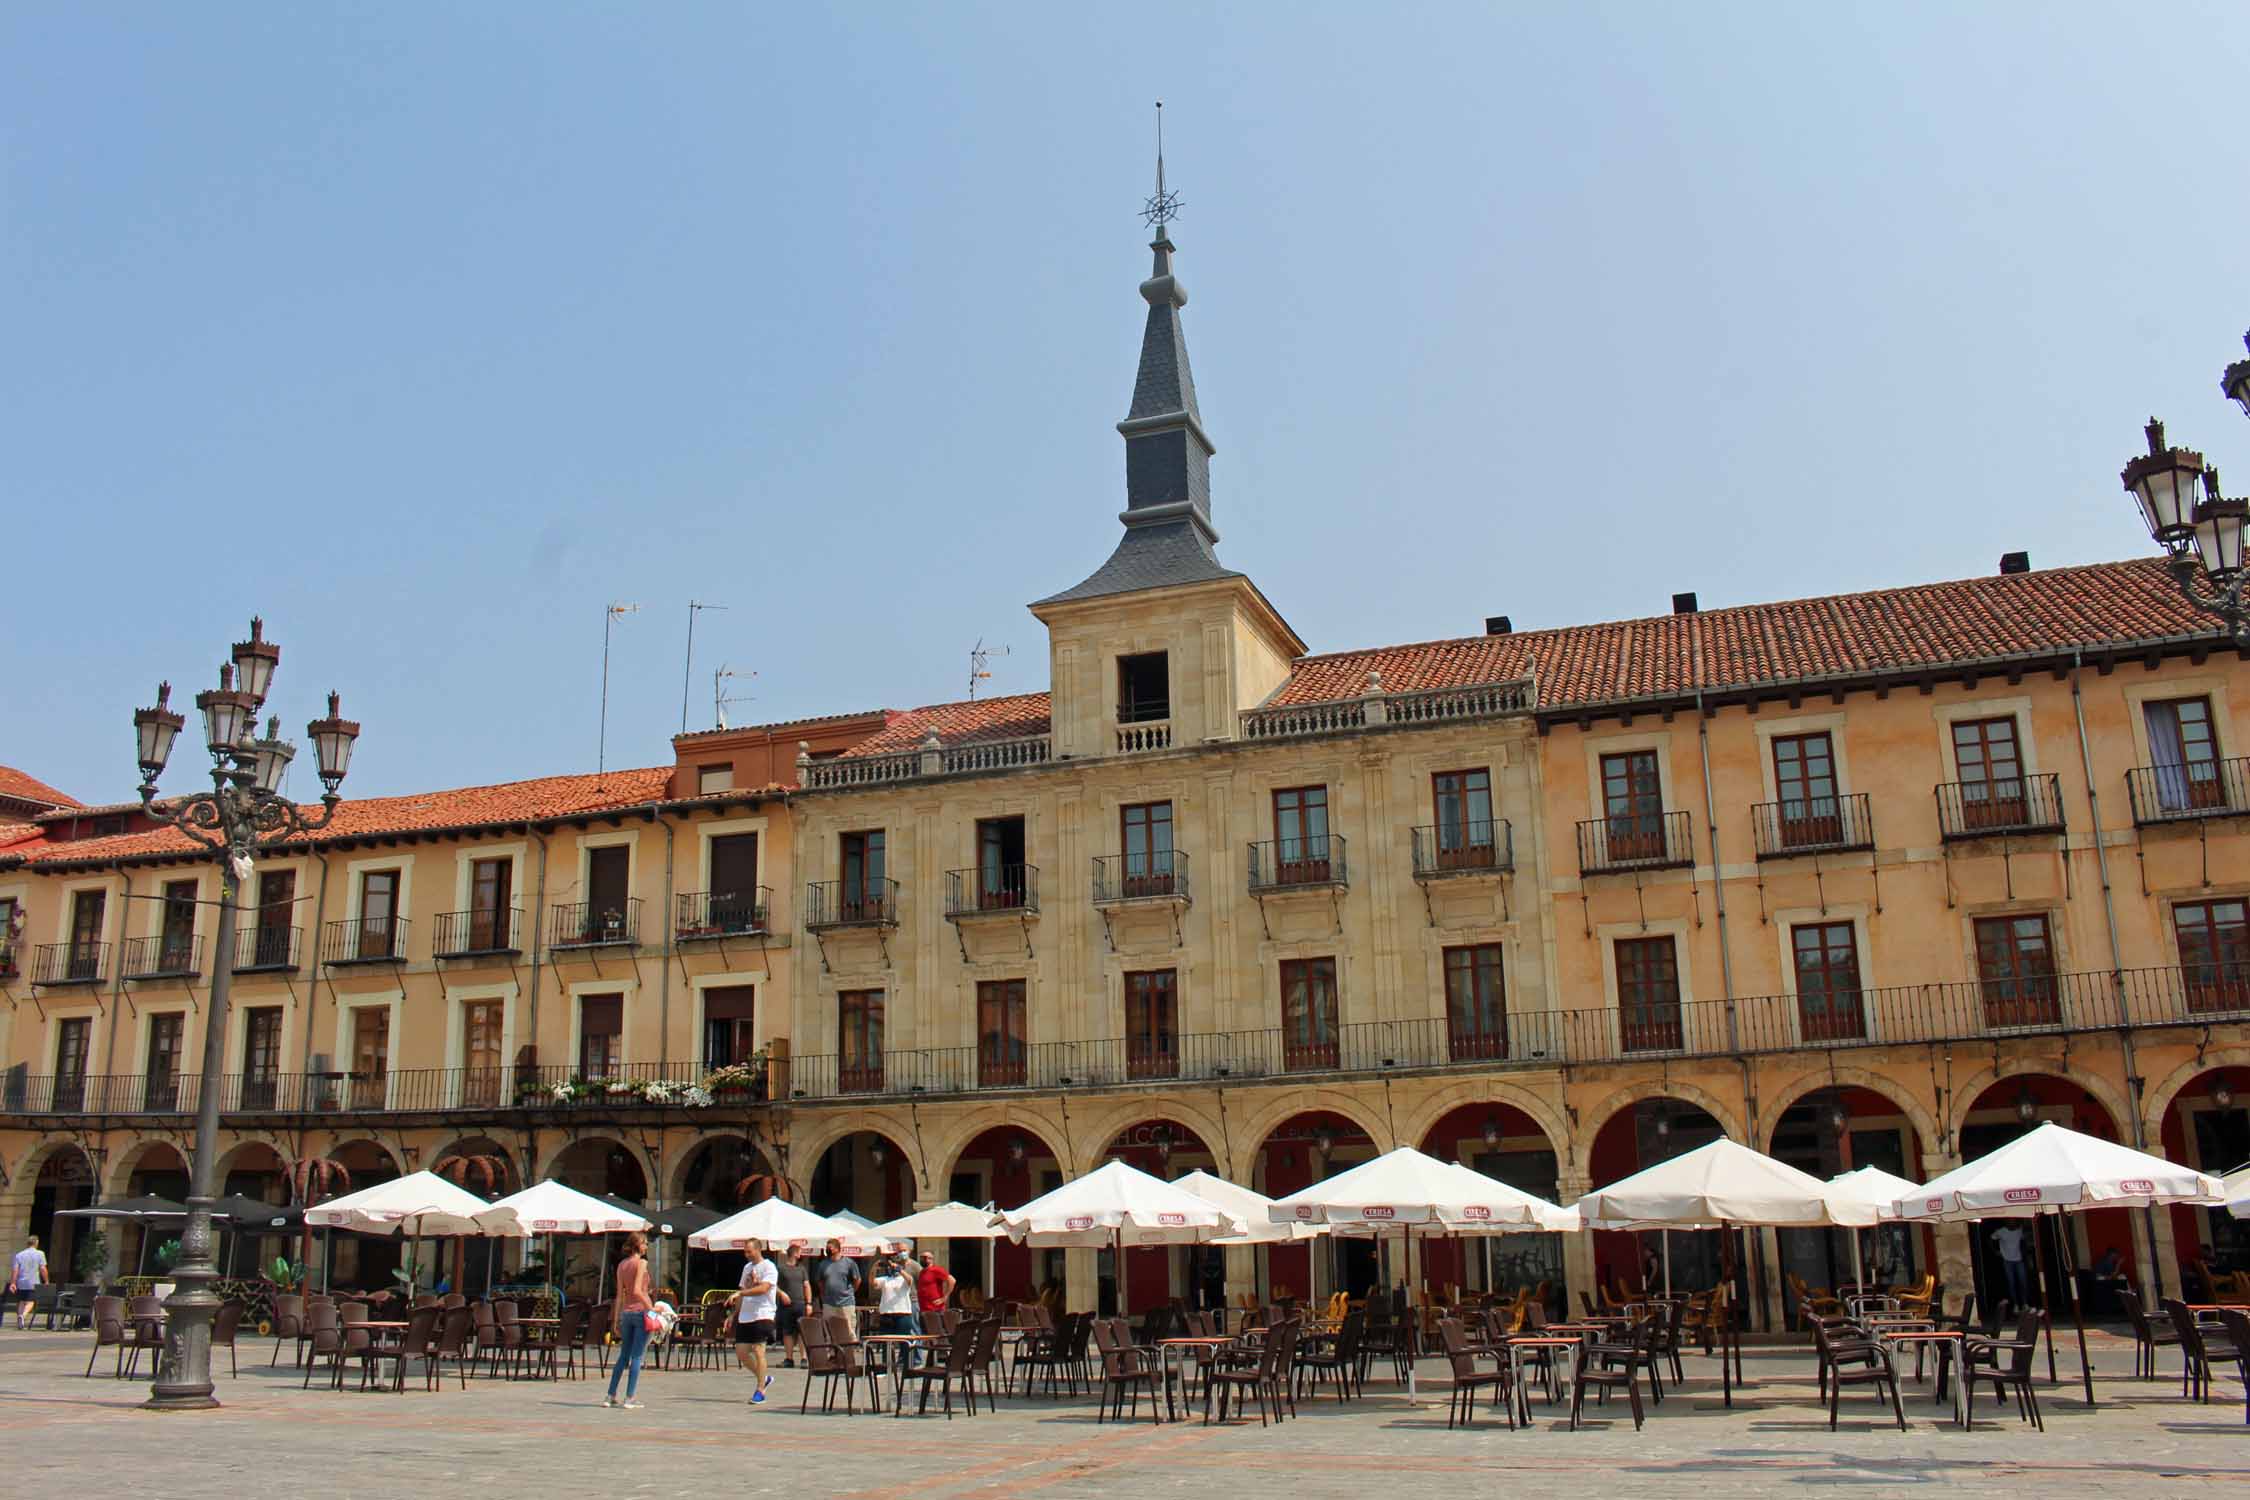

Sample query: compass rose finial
[1141,100,1181,231]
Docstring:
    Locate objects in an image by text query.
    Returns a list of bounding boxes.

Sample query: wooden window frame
[1615,936,1684,1053]
[1443,944,1508,1061]
[1790,920,1866,1041]
[2176,898,2250,1015]
[1432,769,1497,869]
[840,831,887,919]
[358,869,400,959]
[1124,969,1179,1079]
[1973,913,2060,1028]
[976,817,1028,909]
[1279,956,1340,1069]
[460,999,505,1107]
[145,1012,184,1110]
[1772,732,1842,848]
[1120,801,1176,897]
[1952,717,2029,828]
[2147,697,2225,812]
[977,978,1029,1086]
[1601,751,1666,862]
[350,1006,390,1110]
[1272,787,1333,884]
[242,1006,284,1108]
[839,989,886,1093]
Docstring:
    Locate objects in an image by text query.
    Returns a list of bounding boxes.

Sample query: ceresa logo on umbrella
[1925,1198,1943,1212]
[2003,1188,2042,1204]
[1463,1206,1493,1221]
[2122,1178,2154,1194]
[532,1220,559,1231]
[1157,1213,1186,1227]
[1362,1206,1397,1220]
[1065,1215,1095,1231]
[1292,1205,1319,1221]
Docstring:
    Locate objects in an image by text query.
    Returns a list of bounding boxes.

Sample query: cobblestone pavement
[3,1327,2245,1498]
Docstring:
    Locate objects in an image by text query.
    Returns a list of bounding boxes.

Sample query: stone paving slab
[2,1327,2245,1498]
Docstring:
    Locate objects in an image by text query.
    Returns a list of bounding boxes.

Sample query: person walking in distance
[10,1235,48,1330]
[1992,1223,2033,1310]
[605,1232,655,1410]
[730,1237,779,1404]
[774,1244,810,1369]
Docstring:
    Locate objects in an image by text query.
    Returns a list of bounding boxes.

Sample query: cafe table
[1877,1327,1965,1425]
[861,1333,938,1413]
[1155,1337,1232,1419]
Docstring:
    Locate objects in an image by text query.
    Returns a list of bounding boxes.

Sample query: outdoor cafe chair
[426,1306,475,1390]
[363,1305,441,1393]
[1091,1318,1159,1425]
[962,1315,1006,1409]
[1294,1307,1364,1401]
[1809,1318,1905,1431]
[1205,1318,1294,1427]
[299,1302,342,1389]
[1570,1319,1648,1431]
[802,1312,868,1415]
[549,1302,586,1380]
[211,1299,246,1377]
[270,1294,306,1367]
[1963,1308,2045,1431]
[469,1301,499,1369]
[2164,1297,2240,1403]
[85,1296,154,1380]
[1594,1311,1668,1406]
[901,1313,983,1420]
[2213,1310,2250,1425]
[2118,1289,2179,1381]
[1436,1317,1511,1431]
[490,1300,529,1378]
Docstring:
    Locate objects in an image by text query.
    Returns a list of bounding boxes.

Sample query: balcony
[433,907,523,959]
[1935,774,2066,839]
[676,888,772,942]
[1091,851,1190,905]
[1750,794,1876,860]
[1247,835,1348,893]
[1576,811,1693,876]
[321,917,407,966]
[550,899,641,951]
[2127,757,2250,827]
[1115,720,1172,754]
[945,865,1040,918]
[234,924,302,974]
[803,880,898,930]
[30,942,107,987]
[0,944,14,981]
[122,934,202,980]
[1411,820,1514,880]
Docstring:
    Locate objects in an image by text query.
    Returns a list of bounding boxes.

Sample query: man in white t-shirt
[872,1254,922,1368]
[729,1237,779,1405]
[11,1236,49,1329]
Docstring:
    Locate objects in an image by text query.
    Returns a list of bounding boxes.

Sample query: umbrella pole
[1662,1231,1672,1298]
[2058,1211,2094,1406]
[1850,1225,1864,1293]
[1405,1226,1418,1403]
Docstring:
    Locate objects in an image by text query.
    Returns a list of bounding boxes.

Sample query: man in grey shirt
[814,1238,860,1326]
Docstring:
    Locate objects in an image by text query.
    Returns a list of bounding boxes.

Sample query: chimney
[1999,551,2030,576]
[1672,592,1698,615]
[1484,615,1512,636]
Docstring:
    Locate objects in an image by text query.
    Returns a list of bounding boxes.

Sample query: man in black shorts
[730,1237,779,1404]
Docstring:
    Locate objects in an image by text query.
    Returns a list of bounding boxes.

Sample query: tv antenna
[598,602,640,787]
[714,664,756,730]
[682,600,728,732]
[969,638,1010,700]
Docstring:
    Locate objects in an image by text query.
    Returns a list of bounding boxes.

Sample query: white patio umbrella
[1824,1165,1921,1292]
[995,1160,1244,1246]
[1172,1169,1327,1244]
[1888,1121,2223,1405]
[875,1201,1009,1301]
[474,1182,654,1305]
[830,1209,880,1230]
[690,1196,895,1257]
[2225,1165,2250,1220]
[304,1170,492,1299]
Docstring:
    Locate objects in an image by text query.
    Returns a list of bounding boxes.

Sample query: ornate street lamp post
[2122,334,2250,645]
[131,619,359,1410]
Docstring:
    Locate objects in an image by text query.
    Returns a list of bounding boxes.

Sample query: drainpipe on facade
[1696,694,1741,1047]
[658,814,674,1075]
[300,853,335,1081]
[2072,649,2167,1300]
[527,831,550,1068]
[102,872,133,1129]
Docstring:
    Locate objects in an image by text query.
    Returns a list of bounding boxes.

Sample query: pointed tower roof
[1036,139,1241,607]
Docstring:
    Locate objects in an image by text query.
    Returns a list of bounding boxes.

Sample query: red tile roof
[0,767,79,810]
[2,767,676,868]
[0,821,39,850]
[842,693,1056,755]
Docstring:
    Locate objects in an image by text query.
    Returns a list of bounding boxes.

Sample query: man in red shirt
[915,1250,954,1324]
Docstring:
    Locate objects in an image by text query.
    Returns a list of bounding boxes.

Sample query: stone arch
[328,1138,402,1183]
[107,1136,190,1198]
[2142,1043,2250,1149]
[1575,1079,1746,1162]
[1395,1080,1573,1172]
[1234,1089,1391,1173]
[787,1111,922,1197]
[7,1137,96,1197]
[1065,1098,1229,1177]
[1759,1064,1942,1158]
[669,1131,777,1206]
[537,1133,654,1199]
[930,1106,1069,1188]
[1945,1061,2133,1152]
[214,1136,292,1181]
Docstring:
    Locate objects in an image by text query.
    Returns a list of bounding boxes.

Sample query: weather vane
[1141,100,1182,230]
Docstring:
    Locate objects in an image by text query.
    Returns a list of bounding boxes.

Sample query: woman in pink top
[606,1232,654,1409]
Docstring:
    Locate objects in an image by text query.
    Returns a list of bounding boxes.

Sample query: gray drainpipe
[102,872,133,1119]
[1696,692,1741,1045]
[301,852,335,1080]
[659,816,675,1076]
[527,831,550,1064]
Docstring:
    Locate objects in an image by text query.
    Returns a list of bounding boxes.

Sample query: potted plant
[701,1053,768,1101]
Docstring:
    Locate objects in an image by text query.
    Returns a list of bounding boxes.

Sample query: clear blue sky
[8,4,2248,801]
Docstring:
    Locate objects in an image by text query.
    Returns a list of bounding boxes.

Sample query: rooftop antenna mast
[599,602,641,788]
[682,600,728,732]
[713,664,756,730]
[1142,99,1181,230]
[969,638,1010,700]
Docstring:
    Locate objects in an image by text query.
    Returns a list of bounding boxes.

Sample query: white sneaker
[603,1396,619,1408]
[621,1400,644,1410]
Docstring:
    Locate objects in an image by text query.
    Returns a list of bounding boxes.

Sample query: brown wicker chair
[1437,1317,1511,1430]
[426,1306,476,1389]
[1571,1319,1648,1431]
[1963,1307,2044,1431]
[2119,1288,2180,1381]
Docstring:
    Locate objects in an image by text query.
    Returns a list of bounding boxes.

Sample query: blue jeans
[880,1311,923,1367]
[1999,1257,2032,1310]
[608,1315,650,1399]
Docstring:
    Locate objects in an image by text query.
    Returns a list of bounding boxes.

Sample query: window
[1117,652,1170,724]
[1432,769,1497,869]
[1975,914,2059,1028]
[0,896,17,975]
[977,817,1029,908]
[702,985,757,1069]
[242,1006,283,1108]
[461,1000,504,1106]
[978,979,1028,1086]
[698,763,733,796]
[1791,921,1866,1041]
[839,990,885,1092]
[1272,787,1332,883]
[1772,732,1842,847]
[1124,969,1179,1079]
[251,869,295,968]
[585,845,631,937]
[159,878,197,971]
[469,857,514,950]
[1952,717,2028,828]
[67,889,105,979]
[1616,936,1683,1052]
[707,833,763,930]
[1121,801,1176,896]
[350,1007,390,1109]
[2147,697,2224,812]
[1279,957,1339,1069]
[358,869,399,959]
[1443,944,1508,1061]
[579,994,623,1078]
[145,1012,184,1110]
[840,831,887,919]
[2176,899,2250,1014]
[1601,750,1666,861]
[54,1017,91,1110]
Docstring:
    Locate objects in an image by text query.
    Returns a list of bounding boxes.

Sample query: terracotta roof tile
[0,767,79,809]
[843,693,1055,755]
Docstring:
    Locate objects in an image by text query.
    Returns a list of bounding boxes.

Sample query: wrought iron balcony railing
[550,899,641,950]
[234,924,302,974]
[1935,774,2066,839]
[30,942,107,986]
[945,865,1039,918]
[2127,757,2250,827]
[676,888,772,941]
[321,917,407,965]
[122,934,202,979]
[1411,820,1514,879]
[1751,794,1876,859]
[803,879,898,930]
[0,944,16,980]
[1247,834,1348,893]
[433,907,523,958]
[1091,851,1190,904]
[1576,810,1693,876]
